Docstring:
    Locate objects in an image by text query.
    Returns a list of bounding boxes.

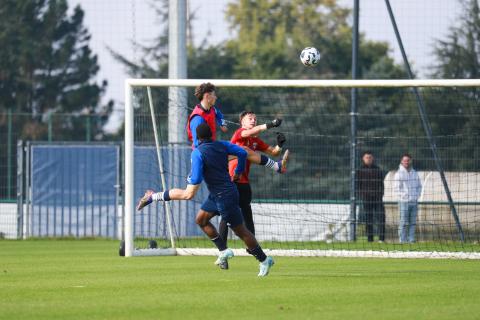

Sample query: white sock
[265,158,279,172]
[152,192,164,201]
[272,162,279,172]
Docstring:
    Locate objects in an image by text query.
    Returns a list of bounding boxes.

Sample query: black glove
[266,118,282,129]
[276,132,286,147]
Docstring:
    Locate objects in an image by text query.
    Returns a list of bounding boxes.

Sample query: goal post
[124,78,480,259]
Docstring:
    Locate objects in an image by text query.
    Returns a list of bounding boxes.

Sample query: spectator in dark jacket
[356,151,386,242]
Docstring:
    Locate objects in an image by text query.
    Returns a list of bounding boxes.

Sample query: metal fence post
[86,115,91,142]
[16,140,24,239]
[48,113,52,142]
[7,109,12,200]
[24,142,31,238]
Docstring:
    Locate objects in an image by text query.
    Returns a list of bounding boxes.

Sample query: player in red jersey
[215,111,289,269]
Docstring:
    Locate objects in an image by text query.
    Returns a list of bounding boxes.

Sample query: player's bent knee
[195,210,212,227]
[195,215,207,227]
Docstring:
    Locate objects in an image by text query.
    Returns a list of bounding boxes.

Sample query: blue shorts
[200,190,244,228]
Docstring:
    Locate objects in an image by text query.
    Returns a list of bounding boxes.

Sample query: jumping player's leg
[198,195,227,252]
[229,223,274,277]
[237,183,255,234]
[199,194,234,270]
[230,223,259,251]
[219,182,253,243]
[218,219,228,242]
[196,209,234,270]
[244,147,289,174]
[195,209,222,241]
[222,200,274,277]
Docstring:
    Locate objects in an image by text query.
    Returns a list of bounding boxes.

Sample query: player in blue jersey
[136,123,274,277]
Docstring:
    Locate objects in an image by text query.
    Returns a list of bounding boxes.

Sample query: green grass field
[1,240,479,320]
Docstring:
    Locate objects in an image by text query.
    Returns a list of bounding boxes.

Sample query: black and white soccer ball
[300,47,321,67]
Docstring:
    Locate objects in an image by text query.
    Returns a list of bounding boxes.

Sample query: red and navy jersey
[228,127,269,184]
[186,104,217,146]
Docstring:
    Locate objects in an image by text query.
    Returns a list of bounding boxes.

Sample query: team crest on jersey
[252,142,258,150]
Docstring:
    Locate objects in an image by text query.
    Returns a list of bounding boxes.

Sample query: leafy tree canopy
[0,0,112,140]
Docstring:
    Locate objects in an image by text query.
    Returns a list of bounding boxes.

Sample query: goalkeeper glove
[266,118,282,129]
[276,132,286,147]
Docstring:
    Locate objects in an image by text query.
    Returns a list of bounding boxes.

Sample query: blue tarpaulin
[30,145,119,238]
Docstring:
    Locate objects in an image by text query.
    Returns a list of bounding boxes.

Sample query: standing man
[216,111,287,269]
[394,153,422,243]
[137,123,275,277]
[356,151,385,242]
[187,82,288,173]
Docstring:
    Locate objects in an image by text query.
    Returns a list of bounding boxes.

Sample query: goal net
[124,79,480,259]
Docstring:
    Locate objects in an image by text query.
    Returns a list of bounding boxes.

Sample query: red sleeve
[255,137,270,152]
[231,128,245,144]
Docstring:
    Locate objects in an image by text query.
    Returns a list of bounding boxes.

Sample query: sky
[68,0,462,133]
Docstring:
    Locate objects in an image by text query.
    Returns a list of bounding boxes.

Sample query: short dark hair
[401,153,412,160]
[196,123,212,140]
[239,111,255,123]
[361,150,373,158]
[194,82,216,101]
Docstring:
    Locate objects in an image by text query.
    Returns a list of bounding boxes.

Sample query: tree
[224,0,402,80]
[109,1,237,81]
[0,0,112,140]
[429,0,480,171]
[433,0,480,79]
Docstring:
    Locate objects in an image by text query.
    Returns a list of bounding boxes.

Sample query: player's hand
[276,132,286,147]
[220,125,228,133]
[266,118,282,129]
[232,173,240,182]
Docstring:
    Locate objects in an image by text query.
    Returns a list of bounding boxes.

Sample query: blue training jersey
[187,140,247,195]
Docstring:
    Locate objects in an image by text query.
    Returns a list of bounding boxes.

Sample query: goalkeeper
[187,82,288,173]
[137,123,275,277]
[217,111,288,269]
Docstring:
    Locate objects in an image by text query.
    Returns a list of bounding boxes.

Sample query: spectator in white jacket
[394,154,422,243]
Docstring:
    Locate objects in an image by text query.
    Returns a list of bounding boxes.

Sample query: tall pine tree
[0,0,112,140]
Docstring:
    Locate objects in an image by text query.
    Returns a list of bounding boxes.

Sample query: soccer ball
[300,47,321,66]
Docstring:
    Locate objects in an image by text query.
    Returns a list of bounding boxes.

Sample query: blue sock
[249,245,267,262]
[260,155,269,165]
[163,190,170,201]
[211,236,227,251]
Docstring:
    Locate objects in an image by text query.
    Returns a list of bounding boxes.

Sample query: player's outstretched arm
[263,132,286,157]
[240,118,282,138]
